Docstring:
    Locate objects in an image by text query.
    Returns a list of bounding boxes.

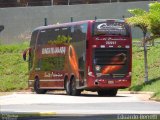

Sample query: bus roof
[33,20,93,32]
[32,19,125,33]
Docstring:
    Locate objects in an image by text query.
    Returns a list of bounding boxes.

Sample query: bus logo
[42,47,66,55]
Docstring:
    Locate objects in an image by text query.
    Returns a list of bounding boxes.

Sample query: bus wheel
[34,79,47,94]
[70,77,81,96]
[65,79,71,95]
[107,89,118,96]
[97,89,118,96]
[97,90,106,96]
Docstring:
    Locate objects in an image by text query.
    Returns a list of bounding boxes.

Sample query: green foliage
[0,43,29,91]
[149,2,160,12]
[126,2,160,39]
[40,57,65,71]
[128,8,146,16]
[127,9,149,34]
[130,44,160,100]
[48,35,72,45]
[126,2,160,90]
[148,2,160,36]
[0,42,29,53]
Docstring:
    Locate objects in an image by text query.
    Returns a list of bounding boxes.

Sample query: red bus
[23,19,132,96]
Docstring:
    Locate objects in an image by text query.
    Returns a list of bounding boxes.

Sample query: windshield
[93,22,129,37]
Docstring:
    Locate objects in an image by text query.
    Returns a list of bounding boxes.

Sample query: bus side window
[30,30,38,47]
[48,28,60,43]
[80,23,87,40]
[37,28,60,45]
[71,25,84,42]
[70,26,74,42]
[61,27,71,43]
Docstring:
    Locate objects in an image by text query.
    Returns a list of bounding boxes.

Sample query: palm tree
[126,2,160,83]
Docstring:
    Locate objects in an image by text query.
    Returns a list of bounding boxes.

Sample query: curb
[129,91,154,95]
[150,98,160,102]
[119,91,160,101]
[130,91,160,102]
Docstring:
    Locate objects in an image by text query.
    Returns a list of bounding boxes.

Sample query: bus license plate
[108,81,114,84]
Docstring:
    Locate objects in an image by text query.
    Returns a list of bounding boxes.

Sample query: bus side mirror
[23,48,31,61]
[23,50,27,61]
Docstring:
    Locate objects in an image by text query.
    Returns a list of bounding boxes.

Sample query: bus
[23,19,132,96]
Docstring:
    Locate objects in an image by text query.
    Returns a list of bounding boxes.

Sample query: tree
[126,2,160,83]
[148,2,160,39]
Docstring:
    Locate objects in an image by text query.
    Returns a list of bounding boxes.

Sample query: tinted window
[36,57,65,71]
[71,23,87,42]
[30,30,39,47]
[93,22,129,37]
[37,28,60,45]
[37,27,71,45]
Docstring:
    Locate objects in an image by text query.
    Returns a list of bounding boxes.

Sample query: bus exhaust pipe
[94,81,99,85]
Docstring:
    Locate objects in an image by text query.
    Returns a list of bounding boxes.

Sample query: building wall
[0,1,150,44]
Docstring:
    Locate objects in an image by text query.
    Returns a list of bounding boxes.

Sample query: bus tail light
[92,45,97,48]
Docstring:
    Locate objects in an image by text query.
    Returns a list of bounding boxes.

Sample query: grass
[0,41,160,100]
[0,42,28,91]
[130,43,160,100]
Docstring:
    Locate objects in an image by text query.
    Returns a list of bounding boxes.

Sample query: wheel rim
[71,80,76,93]
[35,80,39,89]
[66,81,70,93]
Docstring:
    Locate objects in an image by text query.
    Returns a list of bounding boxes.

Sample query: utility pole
[71,17,73,22]
[95,16,97,20]
[44,18,48,26]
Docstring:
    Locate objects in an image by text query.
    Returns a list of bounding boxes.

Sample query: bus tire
[97,89,118,96]
[70,77,81,96]
[65,78,71,95]
[97,90,106,96]
[34,79,47,94]
[108,89,118,96]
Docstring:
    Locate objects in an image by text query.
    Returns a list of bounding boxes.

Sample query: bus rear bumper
[86,78,131,90]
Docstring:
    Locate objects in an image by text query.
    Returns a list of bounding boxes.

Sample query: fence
[0,0,157,7]
[0,1,151,44]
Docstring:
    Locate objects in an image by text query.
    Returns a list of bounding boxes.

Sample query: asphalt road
[0,92,160,120]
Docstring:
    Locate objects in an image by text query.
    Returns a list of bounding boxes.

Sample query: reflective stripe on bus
[40,87,64,89]
[29,79,64,82]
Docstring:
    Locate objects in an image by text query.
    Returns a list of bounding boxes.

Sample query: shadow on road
[47,92,129,98]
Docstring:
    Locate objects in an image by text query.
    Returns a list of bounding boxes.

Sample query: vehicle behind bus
[23,19,132,96]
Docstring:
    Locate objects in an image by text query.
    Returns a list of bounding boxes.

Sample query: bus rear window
[93,22,129,37]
